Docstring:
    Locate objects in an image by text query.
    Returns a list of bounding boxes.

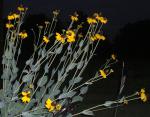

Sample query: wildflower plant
[0,5,148,117]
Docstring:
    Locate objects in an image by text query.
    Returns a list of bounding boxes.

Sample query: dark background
[0,0,150,117]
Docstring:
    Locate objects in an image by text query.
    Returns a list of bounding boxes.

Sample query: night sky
[1,0,150,117]
[2,0,150,38]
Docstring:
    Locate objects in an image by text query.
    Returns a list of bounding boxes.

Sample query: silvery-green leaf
[0,101,5,108]
[0,90,4,98]
[40,86,46,93]
[58,91,76,99]
[35,91,41,100]
[18,48,21,55]
[103,101,115,107]
[6,82,12,96]
[51,68,56,77]
[46,80,54,88]
[44,63,49,73]
[80,86,88,95]
[2,57,6,65]
[84,45,89,52]
[42,48,46,58]
[23,69,29,74]
[13,81,20,92]
[58,115,63,117]
[57,70,62,80]
[50,89,60,97]
[22,112,35,117]
[81,110,94,116]
[77,48,82,55]
[77,61,84,69]
[74,77,82,84]
[42,94,50,106]
[34,44,37,50]
[31,106,47,116]
[10,73,17,82]
[48,84,55,95]
[56,45,63,54]
[73,52,78,58]
[94,72,99,77]
[5,49,13,59]
[11,96,18,101]
[63,86,67,93]
[12,66,19,74]
[79,40,84,47]
[66,113,72,117]
[66,63,76,71]
[22,74,33,82]
[38,49,42,56]
[69,77,82,87]
[46,113,53,117]
[26,58,33,65]
[69,79,74,87]
[8,102,25,115]
[72,95,83,103]
[60,56,66,62]
[24,99,36,111]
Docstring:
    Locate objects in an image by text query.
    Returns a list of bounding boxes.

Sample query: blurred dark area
[0,1,150,117]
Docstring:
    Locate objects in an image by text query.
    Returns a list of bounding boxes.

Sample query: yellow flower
[55,33,65,43]
[17,5,25,12]
[111,54,116,60]
[87,17,97,24]
[45,98,55,112]
[21,91,31,103]
[6,23,14,29]
[140,92,147,102]
[8,15,15,20]
[71,12,78,22]
[90,36,96,41]
[21,96,31,103]
[22,91,30,96]
[13,13,20,19]
[56,104,62,111]
[43,36,50,44]
[71,16,78,22]
[66,30,76,43]
[19,31,28,39]
[90,34,106,41]
[98,17,108,24]
[139,88,147,102]
[95,33,106,40]
[99,70,107,78]
[140,88,145,93]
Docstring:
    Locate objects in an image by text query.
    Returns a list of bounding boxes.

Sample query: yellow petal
[99,70,107,78]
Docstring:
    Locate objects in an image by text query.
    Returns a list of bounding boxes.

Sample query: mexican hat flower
[45,98,55,112]
[21,91,31,103]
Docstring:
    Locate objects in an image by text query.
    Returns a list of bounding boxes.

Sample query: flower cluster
[45,98,62,112]
[55,29,76,43]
